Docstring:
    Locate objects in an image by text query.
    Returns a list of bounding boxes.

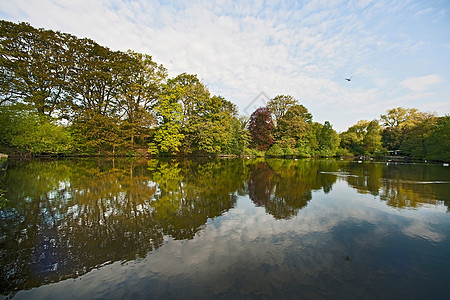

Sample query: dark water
[1,158,449,299]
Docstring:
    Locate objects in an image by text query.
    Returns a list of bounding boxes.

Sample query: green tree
[266,94,297,123]
[70,112,122,154]
[165,73,209,130]
[380,107,435,150]
[68,40,126,118]
[340,120,384,155]
[225,116,250,155]
[118,51,167,148]
[184,96,236,154]
[316,121,341,156]
[0,20,73,117]
[425,116,450,162]
[153,91,184,154]
[363,120,384,154]
[277,104,312,147]
[0,106,72,154]
[400,117,438,159]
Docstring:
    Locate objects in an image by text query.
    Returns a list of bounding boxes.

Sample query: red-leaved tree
[248,107,274,150]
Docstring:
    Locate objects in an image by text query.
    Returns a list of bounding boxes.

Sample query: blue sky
[1,0,449,131]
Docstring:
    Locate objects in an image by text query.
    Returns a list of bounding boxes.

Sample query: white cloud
[400,74,444,93]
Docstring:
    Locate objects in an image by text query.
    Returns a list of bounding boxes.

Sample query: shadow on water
[0,158,449,297]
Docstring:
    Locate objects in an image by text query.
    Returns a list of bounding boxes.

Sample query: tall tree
[267,95,298,126]
[0,20,73,117]
[226,116,250,155]
[316,121,340,156]
[118,51,167,148]
[362,120,384,154]
[380,107,435,150]
[277,104,312,144]
[165,73,209,130]
[400,117,438,159]
[184,95,237,154]
[248,107,274,151]
[68,39,125,118]
[425,116,450,161]
[340,120,384,155]
[153,85,184,154]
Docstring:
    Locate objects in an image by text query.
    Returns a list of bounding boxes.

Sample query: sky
[1,0,449,131]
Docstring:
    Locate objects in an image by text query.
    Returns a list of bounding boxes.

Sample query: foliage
[381,107,435,150]
[224,116,250,155]
[0,106,73,154]
[70,112,122,154]
[243,147,265,157]
[400,117,438,159]
[312,121,341,157]
[153,93,184,155]
[248,107,274,151]
[340,120,384,155]
[0,21,72,116]
[425,116,450,162]
[277,104,312,143]
[267,94,298,126]
[266,143,284,157]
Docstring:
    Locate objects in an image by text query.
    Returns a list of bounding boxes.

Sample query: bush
[148,142,159,156]
[283,146,294,156]
[295,145,312,158]
[1,107,73,154]
[372,149,387,158]
[266,144,284,157]
[336,147,353,157]
[244,147,265,157]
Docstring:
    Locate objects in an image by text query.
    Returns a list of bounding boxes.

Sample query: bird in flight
[345,76,352,82]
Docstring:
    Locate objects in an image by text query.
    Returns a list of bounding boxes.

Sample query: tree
[0,106,72,154]
[118,51,167,148]
[248,107,274,151]
[340,120,384,155]
[316,121,341,156]
[153,90,184,154]
[0,20,73,117]
[183,95,236,154]
[68,39,125,118]
[277,104,312,144]
[225,116,250,155]
[400,117,438,159]
[70,112,122,154]
[362,120,384,154]
[165,73,209,130]
[425,116,450,162]
[380,107,435,150]
[267,95,298,126]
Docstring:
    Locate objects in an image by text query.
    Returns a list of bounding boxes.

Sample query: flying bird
[345,76,352,82]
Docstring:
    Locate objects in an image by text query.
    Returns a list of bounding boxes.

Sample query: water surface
[1,158,449,299]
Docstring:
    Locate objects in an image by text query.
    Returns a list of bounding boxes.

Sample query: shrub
[266,144,284,157]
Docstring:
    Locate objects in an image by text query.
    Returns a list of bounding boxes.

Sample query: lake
[1,158,449,299]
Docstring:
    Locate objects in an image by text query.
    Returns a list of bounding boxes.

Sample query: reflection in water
[248,159,338,219]
[1,158,449,298]
[335,162,450,209]
[0,158,247,295]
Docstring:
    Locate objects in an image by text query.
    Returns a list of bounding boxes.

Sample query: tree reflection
[1,158,448,296]
[338,161,450,210]
[0,158,246,296]
[0,159,163,295]
[247,159,338,219]
[149,159,245,239]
